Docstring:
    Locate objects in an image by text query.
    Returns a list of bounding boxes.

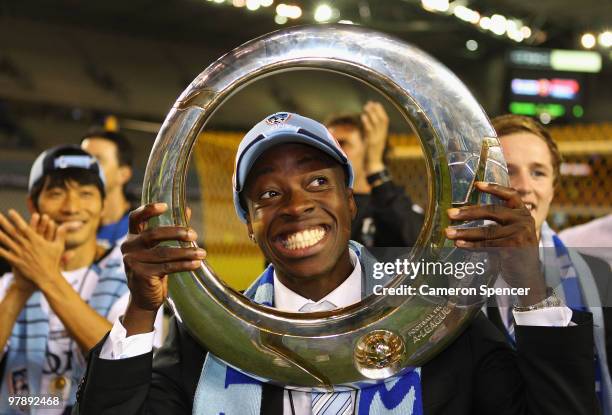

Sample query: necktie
[298,301,354,415]
[311,391,353,415]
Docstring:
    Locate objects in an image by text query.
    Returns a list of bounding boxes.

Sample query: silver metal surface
[142,24,509,389]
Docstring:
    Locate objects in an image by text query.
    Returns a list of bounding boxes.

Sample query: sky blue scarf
[193,241,423,415]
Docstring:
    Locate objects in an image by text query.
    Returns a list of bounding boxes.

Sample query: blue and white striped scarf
[0,250,129,414]
[193,242,423,415]
[540,222,612,414]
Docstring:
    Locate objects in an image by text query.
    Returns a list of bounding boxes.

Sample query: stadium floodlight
[314,4,333,22]
[581,33,596,49]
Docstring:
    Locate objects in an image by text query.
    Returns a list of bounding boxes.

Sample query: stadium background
[0,0,610,288]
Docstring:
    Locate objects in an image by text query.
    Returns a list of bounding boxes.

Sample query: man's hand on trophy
[121,203,205,336]
[444,182,547,306]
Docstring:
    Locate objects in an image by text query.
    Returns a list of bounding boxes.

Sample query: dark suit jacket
[488,253,612,378]
[73,312,597,415]
[352,181,423,248]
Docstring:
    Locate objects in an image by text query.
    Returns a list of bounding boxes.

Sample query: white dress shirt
[274,250,361,415]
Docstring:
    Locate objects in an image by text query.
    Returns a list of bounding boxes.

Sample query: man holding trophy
[73,112,596,414]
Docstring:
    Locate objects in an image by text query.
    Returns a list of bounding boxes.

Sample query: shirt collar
[273,250,362,312]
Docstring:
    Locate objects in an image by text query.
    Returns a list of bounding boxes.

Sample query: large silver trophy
[142,25,508,389]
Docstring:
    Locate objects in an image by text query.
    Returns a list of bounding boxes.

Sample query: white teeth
[63,221,84,230]
[282,227,326,250]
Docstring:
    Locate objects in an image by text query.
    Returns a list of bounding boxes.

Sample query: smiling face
[500,132,555,239]
[81,137,131,194]
[242,143,356,299]
[33,177,103,249]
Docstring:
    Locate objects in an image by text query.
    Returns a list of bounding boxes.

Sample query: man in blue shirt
[81,129,133,249]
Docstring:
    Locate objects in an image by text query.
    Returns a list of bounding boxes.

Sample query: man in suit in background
[326,102,423,249]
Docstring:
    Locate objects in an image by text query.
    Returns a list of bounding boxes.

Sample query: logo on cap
[54,155,96,170]
[265,112,291,125]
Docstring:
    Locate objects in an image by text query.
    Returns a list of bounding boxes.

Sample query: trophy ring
[142,24,509,389]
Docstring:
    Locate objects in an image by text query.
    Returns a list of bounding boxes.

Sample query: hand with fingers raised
[121,203,206,336]
[444,182,547,307]
[0,209,67,292]
[13,213,60,294]
[361,101,390,175]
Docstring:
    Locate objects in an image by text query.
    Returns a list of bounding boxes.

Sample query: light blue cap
[232,112,354,223]
[28,145,106,195]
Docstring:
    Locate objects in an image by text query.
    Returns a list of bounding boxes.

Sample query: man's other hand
[121,203,205,312]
